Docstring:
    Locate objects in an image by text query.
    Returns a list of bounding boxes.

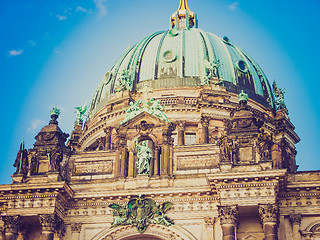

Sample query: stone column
[177,121,185,146]
[289,214,301,240]
[199,117,210,144]
[153,147,160,176]
[127,148,135,178]
[2,216,21,240]
[104,127,112,150]
[218,205,238,240]
[71,223,82,240]
[39,214,55,240]
[259,204,279,240]
[161,144,170,176]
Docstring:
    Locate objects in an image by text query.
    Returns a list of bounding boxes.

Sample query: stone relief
[109,195,174,233]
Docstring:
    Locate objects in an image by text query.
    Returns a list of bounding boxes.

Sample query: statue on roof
[114,69,133,92]
[13,140,28,175]
[121,98,169,124]
[75,103,87,125]
[273,81,288,114]
[204,59,222,85]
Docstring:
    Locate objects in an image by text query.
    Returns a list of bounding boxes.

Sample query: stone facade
[1,1,319,239]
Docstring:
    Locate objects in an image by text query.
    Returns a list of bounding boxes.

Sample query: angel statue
[136,140,152,175]
[75,103,87,125]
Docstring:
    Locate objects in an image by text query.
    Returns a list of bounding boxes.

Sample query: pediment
[120,111,169,130]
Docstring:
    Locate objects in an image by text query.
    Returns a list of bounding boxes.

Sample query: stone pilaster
[2,216,21,240]
[218,205,238,240]
[259,204,279,240]
[289,214,301,240]
[71,223,82,240]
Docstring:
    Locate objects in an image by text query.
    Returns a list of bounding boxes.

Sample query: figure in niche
[257,129,272,160]
[136,140,152,175]
[27,150,37,176]
[218,132,233,162]
[49,148,63,172]
[14,141,28,175]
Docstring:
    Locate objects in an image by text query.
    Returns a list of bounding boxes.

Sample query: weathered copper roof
[89,28,275,118]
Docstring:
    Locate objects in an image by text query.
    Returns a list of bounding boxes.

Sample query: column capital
[71,223,82,233]
[204,217,215,228]
[258,204,279,226]
[218,205,239,226]
[103,127,113,135]
[39,214,65,235]
[39,214,55,231]
[201,116,210,127]
[2,215,21,233]
[176,121,186,130]
[289,214,301,225]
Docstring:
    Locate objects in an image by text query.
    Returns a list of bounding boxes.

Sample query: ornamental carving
[136,121,154,136]
[109,195,174,233]
[218,205,239,226]
[258,204,279,225]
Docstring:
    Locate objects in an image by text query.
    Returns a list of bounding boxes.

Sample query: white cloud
[54,48,61,54]
[27,119,45,132]
[76,6,92,13]
[229,2,239,11]
[56,14,67,21]
[28,40,36,47]
[8,50,24,56]
[94,0,108,17]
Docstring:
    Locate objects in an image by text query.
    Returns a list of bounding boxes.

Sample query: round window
[163,50,177,63]
[237,60,248,72]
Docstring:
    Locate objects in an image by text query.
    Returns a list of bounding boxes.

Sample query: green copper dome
[89,4,276,118]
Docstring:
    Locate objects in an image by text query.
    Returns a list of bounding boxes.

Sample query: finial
[170,0,198,30]
[179,0,190,10]
[238,90,248,103]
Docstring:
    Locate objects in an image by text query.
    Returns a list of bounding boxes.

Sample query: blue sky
[1,0,319,184]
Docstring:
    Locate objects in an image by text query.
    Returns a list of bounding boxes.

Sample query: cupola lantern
[170,0,198,29]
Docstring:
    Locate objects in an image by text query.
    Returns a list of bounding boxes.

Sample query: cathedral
[1,1,320,239]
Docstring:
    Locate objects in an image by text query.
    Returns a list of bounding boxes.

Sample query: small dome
[89,20,275,119]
